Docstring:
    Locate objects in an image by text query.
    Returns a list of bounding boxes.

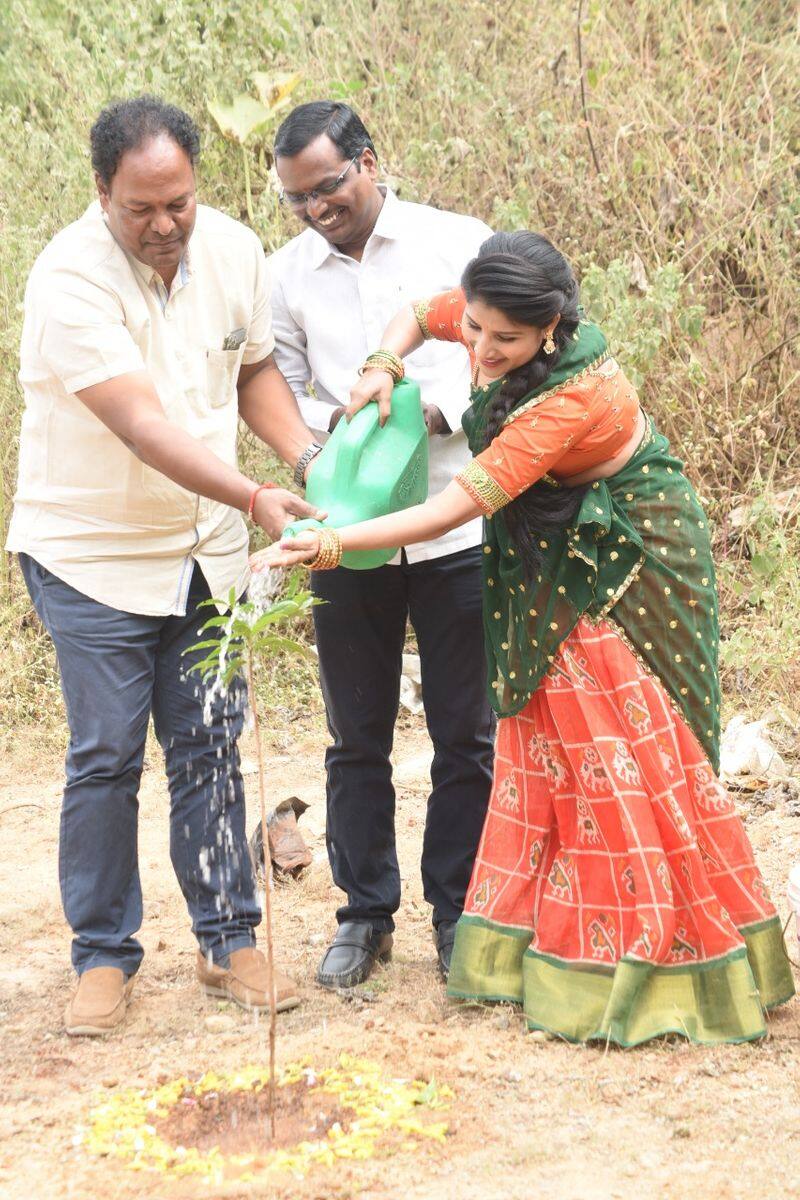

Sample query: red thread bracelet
[247,482,278,520]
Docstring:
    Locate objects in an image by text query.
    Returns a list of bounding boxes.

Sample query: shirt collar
[92,202,193,293]
[308,186,402,269]
[371,186,404,240]
[128,244,192,293]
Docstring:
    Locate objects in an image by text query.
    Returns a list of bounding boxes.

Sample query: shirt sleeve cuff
[298,395,339,437]
[61,356,145,394]
[455,460,513,515]
[412,299,433,340]
[435,392,472,436]
[242,334,276,365]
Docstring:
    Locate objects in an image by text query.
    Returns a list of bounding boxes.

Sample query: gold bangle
[307,527,343,571]
[357,361,403,382]
[370,349,404,372]
[357,349,405,383]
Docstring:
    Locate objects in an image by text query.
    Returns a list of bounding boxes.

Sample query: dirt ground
[1,717,799,1200]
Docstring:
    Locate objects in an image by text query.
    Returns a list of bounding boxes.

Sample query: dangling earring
[543,332,556,355]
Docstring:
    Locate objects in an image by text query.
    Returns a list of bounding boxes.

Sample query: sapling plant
[186,572,318,1136]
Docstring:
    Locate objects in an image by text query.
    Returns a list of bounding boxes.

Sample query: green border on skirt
[447,913,795,1047]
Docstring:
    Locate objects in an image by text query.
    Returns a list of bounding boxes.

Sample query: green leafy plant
[580,258,705,389]
[207,72,301,223]
[719,491,800,689]
[187,572,318,1134]
[2,0,799,744]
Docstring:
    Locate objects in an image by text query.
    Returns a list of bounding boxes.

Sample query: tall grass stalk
[0,0,797,731]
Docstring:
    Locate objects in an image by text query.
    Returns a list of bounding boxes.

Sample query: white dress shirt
[270,188,492,562]
[7,202,273,615]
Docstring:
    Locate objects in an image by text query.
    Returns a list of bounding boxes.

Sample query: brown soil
[1,718,799,1200]
[155,1078,350,1156]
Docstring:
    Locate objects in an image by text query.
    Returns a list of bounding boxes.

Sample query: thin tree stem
[242,146,255,225]
[576,0,618,217]
[246,650,277,1140]
[733,330,800,384]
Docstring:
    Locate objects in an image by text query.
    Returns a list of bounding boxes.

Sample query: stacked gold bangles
[357,349,405,382]
[307,527,343,571]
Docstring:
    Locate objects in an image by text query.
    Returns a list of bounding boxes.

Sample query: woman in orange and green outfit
[254,231,794,1045]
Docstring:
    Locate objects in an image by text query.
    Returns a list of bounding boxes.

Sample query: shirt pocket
[205,344,246,408]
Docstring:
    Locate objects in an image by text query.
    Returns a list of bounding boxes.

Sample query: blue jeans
[20,555,260,977]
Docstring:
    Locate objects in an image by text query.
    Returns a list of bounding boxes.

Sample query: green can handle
[334,404,380,492]
[281,380,428,569]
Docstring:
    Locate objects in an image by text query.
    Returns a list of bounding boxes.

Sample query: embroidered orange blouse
[414,288,641,515]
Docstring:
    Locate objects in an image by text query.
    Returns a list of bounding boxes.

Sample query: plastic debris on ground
[249,796,312,879]
[719,707,796,790]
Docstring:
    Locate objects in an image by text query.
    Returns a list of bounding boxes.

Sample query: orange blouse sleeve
[413,288,469,347]
[455,387,594,515]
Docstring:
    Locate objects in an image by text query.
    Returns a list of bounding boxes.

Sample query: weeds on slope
[0,0,797,740]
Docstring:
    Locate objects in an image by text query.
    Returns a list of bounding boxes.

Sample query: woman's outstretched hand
[250,531,321,573]
[346,368,394,426]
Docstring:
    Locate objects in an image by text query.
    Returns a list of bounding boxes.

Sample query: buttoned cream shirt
[7,201,274,616]
[270,188,492,563]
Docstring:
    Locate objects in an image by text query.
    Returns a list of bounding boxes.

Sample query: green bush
[1,0,798,738]
[580,258,705,390]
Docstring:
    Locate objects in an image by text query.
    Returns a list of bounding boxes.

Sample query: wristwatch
[293,442,323,488]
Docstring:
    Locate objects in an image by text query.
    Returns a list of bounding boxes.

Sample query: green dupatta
[461,323,722,770]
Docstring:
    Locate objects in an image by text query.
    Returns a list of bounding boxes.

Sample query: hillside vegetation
[1,0,798,737]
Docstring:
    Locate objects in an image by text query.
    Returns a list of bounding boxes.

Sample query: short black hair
[90,95,201,186]
[274,101,377,162]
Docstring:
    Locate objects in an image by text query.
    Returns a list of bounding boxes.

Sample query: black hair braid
[462,233,589,579]
[480,337,563,446]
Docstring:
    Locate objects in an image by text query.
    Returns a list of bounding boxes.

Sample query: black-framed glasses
[279,154,362,208]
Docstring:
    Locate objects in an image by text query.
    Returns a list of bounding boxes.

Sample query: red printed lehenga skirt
[447,616,795,1045]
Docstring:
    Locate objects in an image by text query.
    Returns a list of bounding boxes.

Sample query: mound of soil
[155,1078,351,1156]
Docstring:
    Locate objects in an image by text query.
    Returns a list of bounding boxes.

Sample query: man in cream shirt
[6,96,324,1035]
[270,102,496,988]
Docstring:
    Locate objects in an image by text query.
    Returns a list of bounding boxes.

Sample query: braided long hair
[462,231,587,578]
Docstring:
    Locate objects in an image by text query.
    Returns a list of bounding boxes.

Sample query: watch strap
[293,442,323,488]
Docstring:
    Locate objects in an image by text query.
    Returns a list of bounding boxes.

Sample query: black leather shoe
[316,921,393,990]
[434,920,458,981]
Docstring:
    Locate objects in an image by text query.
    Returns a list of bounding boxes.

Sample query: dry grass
[0,0,798,738]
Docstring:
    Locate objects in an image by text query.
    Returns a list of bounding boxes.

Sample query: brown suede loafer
[196,947,301,1013]
[64,966,135,1037]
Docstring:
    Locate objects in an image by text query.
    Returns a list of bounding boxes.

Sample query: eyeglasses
[279,154,362,208]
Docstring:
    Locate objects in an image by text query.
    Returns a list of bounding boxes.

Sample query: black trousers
[311,545,495,933]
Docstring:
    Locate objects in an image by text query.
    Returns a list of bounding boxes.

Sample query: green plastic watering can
[283,378,428,570]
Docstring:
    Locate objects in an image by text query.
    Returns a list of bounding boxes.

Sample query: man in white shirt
[270,102,495,988]
[6,96,323,1035]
